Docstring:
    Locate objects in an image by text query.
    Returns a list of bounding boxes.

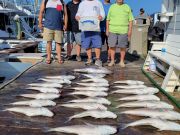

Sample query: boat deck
[0,53,179,135]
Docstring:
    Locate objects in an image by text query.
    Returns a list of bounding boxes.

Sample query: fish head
[97,125,117,134]
[41,108,54,117]
[108,112,118,119]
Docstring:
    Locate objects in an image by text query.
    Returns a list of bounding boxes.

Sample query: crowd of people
[38,0,134,67]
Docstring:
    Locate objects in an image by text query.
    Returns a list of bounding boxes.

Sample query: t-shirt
[44,0,64,30]
[67,1,81,32]
[107,3,134,34]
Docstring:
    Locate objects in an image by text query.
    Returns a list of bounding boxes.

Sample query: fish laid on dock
[38,78,71,84]
[111,87,159,95]
[26,87,60,93]
[10,99,56,107]
[113,85,146,89]
[116,101,174,109]
[67,97,111,105]
[120,108,180,120]
[122,118,180,131]
[76,82,109,87]
[82,74,106,78]
[68,91,108,97]
[28,83,63,88]
[68,110,117,121]
[45,75,75,80]
[48,123,117,135]
[116,95,160,101]
[4,107,54,117]
[20,93,60,100]
[114,80,144,85]
[70,86,109,92]
[81,78,108,83]
[74,67,112,74]
[60,102,107,110]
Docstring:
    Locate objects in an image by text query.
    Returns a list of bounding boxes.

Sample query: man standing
[38,0,68,64]
[76,0,105,66]
[66,0,81,62]
[106,0,133,67]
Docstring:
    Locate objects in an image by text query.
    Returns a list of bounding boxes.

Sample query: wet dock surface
[0,53,179,135]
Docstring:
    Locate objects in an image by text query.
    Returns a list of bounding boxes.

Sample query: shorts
[81,31,102,49]
[43,27,63,44]
[108,32,128,48]
[101,32,108,45]
[66,31,81,45]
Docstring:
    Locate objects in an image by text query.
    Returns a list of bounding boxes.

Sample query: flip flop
[58,59,64,64]
[46,59,51,64]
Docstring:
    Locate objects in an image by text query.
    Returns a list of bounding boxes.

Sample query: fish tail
[42,126,51,132]
[64,117,72,123]
[121,123,129,130]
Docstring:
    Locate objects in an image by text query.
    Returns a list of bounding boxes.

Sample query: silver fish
[67,97,111,105]
[116,95,160,101]
[68,110,117,121]
[76,82,109,87]
[70,87,108,92]
[10,99,56,107]
[48,123,117,135]
[74,67,112,74]
[45,75,75,80]
[20,93,60,100]
[116,101,174,109]
[4,107,54,117]
[120,108,180,120]
[60,102,107,110]
[81,78,108,83]
[38,78,71,84]
[28,83,63,88]
[111,87,159,95]
[122,118,180,131]
[114,80,144,85]
[26,87,60,93]
[68,91,108,97]
[82,74,106,78]
[114,85,146,89]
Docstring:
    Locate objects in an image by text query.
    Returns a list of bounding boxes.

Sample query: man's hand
[75,16,80,21]
[106,30,109,37]
[38,23,43,30]
[98,15,102,21]
[64,25,67,31]
[128,30,132,40]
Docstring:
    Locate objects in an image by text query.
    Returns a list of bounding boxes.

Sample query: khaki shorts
[43,28,63,44]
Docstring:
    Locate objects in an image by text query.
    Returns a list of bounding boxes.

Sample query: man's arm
[128,21,133,40]
[63,4,68,31]
[38,0,45,30]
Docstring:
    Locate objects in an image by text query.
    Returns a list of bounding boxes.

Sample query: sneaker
[119,61,125,67]
[108,61,115,67]
[64,55,72,60]
[95,59,102,67]
[85,59,93,65]
[76,56,81,62]
[107,59,111,63]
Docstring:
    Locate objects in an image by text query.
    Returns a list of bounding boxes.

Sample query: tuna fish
[68,91,108,97]
[45,75,75,80]
[67,97,111,105]
[116,95,160,101]
[82,74,106,78]
[48,123,117,135]
[111,87,159,95]
[10,99,56,107]
[38,78,71,84]
[116,101,174,109]
[70,86,108,91]
[60,102,107,110]
[74,67,112,74]
[28,83,63,88]
[20,93,60,100]
[81,78,108,83]
[122,118,180,131]
[114,80,144,85]
[120,108,180,120]
[4,107,54,117]
[26,87,60,93]
[67,110,117,121]
[76,82,109,87]
[113,85,146,89]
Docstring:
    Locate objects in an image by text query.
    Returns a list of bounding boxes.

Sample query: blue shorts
[81,31,102,49]
[66,31,81,45]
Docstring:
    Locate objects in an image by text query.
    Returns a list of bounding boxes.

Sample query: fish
[4,107,54,117]
[45,75,75,80]
[82,74,106,78]
[120,108,180,120]
[68,91,108,97]
[81,78,108,83]
[122,118,180,131]
[19,93,60,100]
[76,82,109,87]
[60,102,107,110]
[26,87,60,93]
[70,87,109,92]
[116,101,174,109]
[74,67,112,74]
[38,78,71,84]
[114,80,144,85]
[67,97,111,105]
[113,85,146,89]
[67,110,117,121]
[116,95,160,101]
[9,99,56,107]
[28,83,63,88]
[48,123,117,135]
[111,87,159,95]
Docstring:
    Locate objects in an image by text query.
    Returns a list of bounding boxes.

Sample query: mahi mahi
[114,80,144,85]
[20,93,60,100]
[122,118,180,131]
[70,87,108,92]
[76,82,109,87]
[68,91,108,97]
[26,87,60,93]
[116,95,160,101]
